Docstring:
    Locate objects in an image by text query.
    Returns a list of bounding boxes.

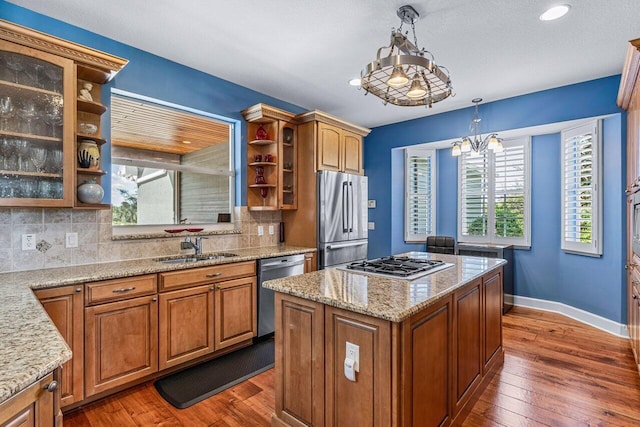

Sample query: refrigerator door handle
[342,181,348,233]
[327,241,368,250]
[349,181,354,232]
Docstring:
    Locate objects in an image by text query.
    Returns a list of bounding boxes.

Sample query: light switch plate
[368,222,375,230]
[22,234,36,251]
[257,225,264,236]
[65,232,79,248]
[368,200,376,208]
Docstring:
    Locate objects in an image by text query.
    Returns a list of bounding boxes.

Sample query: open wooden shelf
[76,133,106,145]
[74,201,110,210]
[249,184,277,188]
[0,79,61,98]
[248,139,277,146]
[249,162,277,167]
[247,206,279,211]
[77,98,107,115]
[76,168,107,176]
[0,170,62,178]
[0,130,62,143]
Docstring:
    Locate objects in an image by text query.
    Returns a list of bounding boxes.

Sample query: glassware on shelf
[18,101,38,135]
[44,66,62,94]
[22,177,37,198]
[0,177,16,198]
[15,139,30,172]
[38,179,52,198]
[0,96,14,131]
[0,137,15,170]
[47,149,63,174]
[260,187,269,205]
[255,166,265,184]
[5,54,23,84]
[30,146,47,173]
[43,100,63,138]
[25,63,44,89]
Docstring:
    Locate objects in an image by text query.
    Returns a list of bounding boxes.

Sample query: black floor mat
[154,338,274,409]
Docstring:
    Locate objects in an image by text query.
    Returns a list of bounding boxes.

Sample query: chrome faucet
[181,236,206,255]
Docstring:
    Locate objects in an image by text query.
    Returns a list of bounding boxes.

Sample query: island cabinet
[0,372,60,427]
[34,285,84,408]
[84,275,159,398]
[272,266,504,427]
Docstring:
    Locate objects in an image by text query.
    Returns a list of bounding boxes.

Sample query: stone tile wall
[0,207,281,272]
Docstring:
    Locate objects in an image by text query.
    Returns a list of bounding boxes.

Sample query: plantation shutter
[404,148,436,242]
[561,121,602,255]
[494,145,526,239]
[460,151,489,240]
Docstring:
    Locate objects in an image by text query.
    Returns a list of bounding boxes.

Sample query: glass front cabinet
[0,20,127,208]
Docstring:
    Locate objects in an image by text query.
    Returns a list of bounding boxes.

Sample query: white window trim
[560,120,602,256]
[457,137,531,248]
[404,147,437,243]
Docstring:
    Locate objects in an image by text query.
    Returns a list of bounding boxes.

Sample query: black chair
[426,236,455,254]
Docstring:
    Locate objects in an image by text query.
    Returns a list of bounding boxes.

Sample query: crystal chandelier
[360,5,453,107]
[451,98,503,156]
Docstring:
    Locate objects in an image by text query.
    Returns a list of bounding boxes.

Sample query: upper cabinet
[242,103,297,211]
[618,37,640,194]
[296,110,370,175]
[0,19,127,209]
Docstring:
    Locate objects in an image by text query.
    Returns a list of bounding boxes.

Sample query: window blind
[561,121,601,256]
[460,152,489,239]
[405,148,436,242]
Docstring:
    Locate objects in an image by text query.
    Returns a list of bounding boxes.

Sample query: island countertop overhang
[263,252,507,322]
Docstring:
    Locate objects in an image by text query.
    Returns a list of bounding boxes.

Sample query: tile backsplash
[0,206,281,272]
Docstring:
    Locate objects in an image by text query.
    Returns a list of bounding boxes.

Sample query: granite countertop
[263,252,506,322]
[0,245,315,405]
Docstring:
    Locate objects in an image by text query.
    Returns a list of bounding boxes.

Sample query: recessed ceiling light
[540,5,570,21]
[348,78,361,87]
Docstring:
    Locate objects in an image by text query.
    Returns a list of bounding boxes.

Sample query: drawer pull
[633,281,640,286]
[634,294,639,300]
[112,286,136,293]
[75,287,82,293]
[206,273,222,278]
[625,264,637,270]
[44,381,58,392]
[152,297,157,302]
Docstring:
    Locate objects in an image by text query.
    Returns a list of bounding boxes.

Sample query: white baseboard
[505,294,628,338]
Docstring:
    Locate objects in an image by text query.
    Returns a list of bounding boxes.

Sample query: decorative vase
[78,140,100,169]
[77,179,104,204]
[255,124,268,140]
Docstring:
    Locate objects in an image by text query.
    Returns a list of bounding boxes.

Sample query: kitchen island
[263,252,506,427]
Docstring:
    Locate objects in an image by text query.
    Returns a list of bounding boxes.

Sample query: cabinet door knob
[75,287,82,293]
[625,263,637,270]
[210,286,215,291]
[151,297,157,302]
[206,273,222,278]
[634,294,639,300]
[44,381,58,392]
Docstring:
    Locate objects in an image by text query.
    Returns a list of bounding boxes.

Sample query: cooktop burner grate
[344,256,446,278]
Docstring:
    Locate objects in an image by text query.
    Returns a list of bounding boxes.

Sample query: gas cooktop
[339,256,454,280]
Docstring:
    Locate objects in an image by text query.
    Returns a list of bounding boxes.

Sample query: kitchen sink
[155,253,238,264]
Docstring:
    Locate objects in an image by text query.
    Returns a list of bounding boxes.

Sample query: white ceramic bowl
[78,123,98,135]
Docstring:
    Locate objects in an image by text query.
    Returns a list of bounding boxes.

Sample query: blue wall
[365,76,626,323]
[0,0,307,204]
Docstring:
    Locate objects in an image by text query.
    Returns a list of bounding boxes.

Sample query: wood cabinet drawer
[85,274,157,305]
[159,261,256,291]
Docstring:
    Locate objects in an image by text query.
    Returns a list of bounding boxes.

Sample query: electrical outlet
[368,222,375,230]
[368,200,376,208]
[22,234,36,251]
[346,342,360,372]
[268,225,274,235]
[65,232,79,248]
[257,225,264,236]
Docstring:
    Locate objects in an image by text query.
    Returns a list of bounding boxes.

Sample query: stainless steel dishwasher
[257,254,305,339]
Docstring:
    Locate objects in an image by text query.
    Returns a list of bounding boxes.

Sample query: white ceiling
[8,0,640,128]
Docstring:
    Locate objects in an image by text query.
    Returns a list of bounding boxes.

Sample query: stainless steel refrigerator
[317,170,368,268]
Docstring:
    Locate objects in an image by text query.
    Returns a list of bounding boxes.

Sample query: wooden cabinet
[34,285,84,408]
[242,103,297,211]
[272,268,503,427]
[453,279,482,415]
[159,284,214,370]
[483,269,503,372]
[0,372,59,427]
[313,119,365,175]
[0,20,126,209]
[274,293,325,427]
[618,38,640,374]
[85,274,157,305]
[214,276,257,350]
[303,252,316,273]
[325,306,391,427]
[401,296,452,427]
[159,260,255,291]
[84,294,158,397]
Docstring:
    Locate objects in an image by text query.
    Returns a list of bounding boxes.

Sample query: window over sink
[110,90,235,232]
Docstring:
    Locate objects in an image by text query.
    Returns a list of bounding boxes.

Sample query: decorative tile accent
[36,240,52,253]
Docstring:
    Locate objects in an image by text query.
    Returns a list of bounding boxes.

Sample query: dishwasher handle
[259,259,305,272]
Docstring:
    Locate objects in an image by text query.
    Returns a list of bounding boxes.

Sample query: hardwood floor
[64,306,640,426]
